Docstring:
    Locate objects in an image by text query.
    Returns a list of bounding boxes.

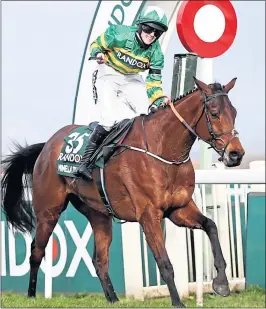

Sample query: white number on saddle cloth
[65,132,90,154]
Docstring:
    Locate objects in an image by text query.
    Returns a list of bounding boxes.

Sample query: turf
[1,285,265,308]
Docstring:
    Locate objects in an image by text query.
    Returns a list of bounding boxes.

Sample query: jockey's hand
[161,96,172,107]
[149,97,172,113]
[96,53,106,64]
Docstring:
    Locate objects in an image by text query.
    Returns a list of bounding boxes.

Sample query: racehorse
[1,77,245,308]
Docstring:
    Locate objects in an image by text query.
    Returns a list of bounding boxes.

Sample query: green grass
[1,286,265,308]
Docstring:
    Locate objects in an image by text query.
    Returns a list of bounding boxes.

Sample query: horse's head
[193,77,245,167]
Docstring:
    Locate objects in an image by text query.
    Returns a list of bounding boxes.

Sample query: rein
[169,91,239,161]
[115,90,238,165]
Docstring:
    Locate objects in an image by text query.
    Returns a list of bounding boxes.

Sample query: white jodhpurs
[94,64,150,131]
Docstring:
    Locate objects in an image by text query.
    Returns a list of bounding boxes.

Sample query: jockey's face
[141,31,157,45]
[140,24,163,45]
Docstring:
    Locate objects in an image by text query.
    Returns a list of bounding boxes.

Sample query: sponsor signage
[1,206,125,293]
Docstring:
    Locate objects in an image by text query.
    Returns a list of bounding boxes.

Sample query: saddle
[88,118,134,167]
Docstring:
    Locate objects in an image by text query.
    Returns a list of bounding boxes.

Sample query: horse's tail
[1,142,46,233]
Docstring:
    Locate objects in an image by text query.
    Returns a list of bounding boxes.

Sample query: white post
[196,58,213,169]
[194,185,204,307]
[44,235,53,299]
[213,163,232,280]
[196,58,213,298]
[121,222,144,300]
[1,222,6,277]
[165,220,189,300]
[233,184,244,279]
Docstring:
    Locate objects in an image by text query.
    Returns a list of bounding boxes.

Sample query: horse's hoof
[106,295,119,303]
[110,297,119,303]
[27,294,36,298]
[212,280,230,297]
[173,302,186,308]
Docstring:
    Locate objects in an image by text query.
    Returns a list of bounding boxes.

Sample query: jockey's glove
[150,96,172,113]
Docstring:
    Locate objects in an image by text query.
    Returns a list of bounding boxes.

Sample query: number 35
[65,132,90,154]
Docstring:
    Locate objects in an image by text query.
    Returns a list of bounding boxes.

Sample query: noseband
[169,91,239,161]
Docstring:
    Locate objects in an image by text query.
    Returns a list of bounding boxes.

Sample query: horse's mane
[144,87,199,121]
[173,87,198,104]
[146,81,224,118]
[173,82,223,104]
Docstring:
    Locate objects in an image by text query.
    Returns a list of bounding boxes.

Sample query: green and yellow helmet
[136,6,168,32]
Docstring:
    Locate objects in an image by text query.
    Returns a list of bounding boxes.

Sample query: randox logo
[0,220,96,278]
[116,51,148,69]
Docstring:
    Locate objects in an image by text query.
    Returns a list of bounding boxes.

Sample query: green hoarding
[1,203,125,294]
[245,192,265,289]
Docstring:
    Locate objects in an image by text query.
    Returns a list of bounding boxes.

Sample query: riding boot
[73,125,109,181]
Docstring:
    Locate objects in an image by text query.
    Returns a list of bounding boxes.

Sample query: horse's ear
[223,77,237,93]
[193,76,212,96]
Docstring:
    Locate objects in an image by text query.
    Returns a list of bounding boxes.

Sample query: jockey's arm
[145,47,169,107]
[89,25,115,58]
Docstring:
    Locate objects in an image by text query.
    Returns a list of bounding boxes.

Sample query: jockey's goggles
[141,24,163,38]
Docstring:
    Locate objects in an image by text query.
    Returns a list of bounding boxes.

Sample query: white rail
[195,169,265,184]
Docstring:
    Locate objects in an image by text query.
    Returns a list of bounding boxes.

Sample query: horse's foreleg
[168,199,230,297]
[72,200,119,303]
[140,206,185,308]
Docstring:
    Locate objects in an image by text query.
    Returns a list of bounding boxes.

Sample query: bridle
[169,90,239,161]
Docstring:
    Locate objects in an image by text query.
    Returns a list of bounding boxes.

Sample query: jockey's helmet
[136,6,168,32]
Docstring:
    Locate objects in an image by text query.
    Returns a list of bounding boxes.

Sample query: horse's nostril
[229,151,241,161]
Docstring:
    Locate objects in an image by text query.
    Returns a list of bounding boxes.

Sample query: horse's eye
[210,111,219,119]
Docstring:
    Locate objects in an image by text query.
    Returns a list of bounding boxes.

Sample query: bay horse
[1,77,245,308]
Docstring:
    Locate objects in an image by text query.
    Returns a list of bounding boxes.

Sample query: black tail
[1,142,46,233]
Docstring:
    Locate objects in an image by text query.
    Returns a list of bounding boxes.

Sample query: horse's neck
[146,91,203,161]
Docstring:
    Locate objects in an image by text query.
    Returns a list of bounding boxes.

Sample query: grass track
[1,286,265,308]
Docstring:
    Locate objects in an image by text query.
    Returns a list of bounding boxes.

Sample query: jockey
[74,6,171,181]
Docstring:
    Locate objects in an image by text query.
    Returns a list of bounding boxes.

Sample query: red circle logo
[176,0,237,58]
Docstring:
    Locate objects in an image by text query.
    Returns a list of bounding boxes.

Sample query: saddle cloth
[56,119,134,178]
